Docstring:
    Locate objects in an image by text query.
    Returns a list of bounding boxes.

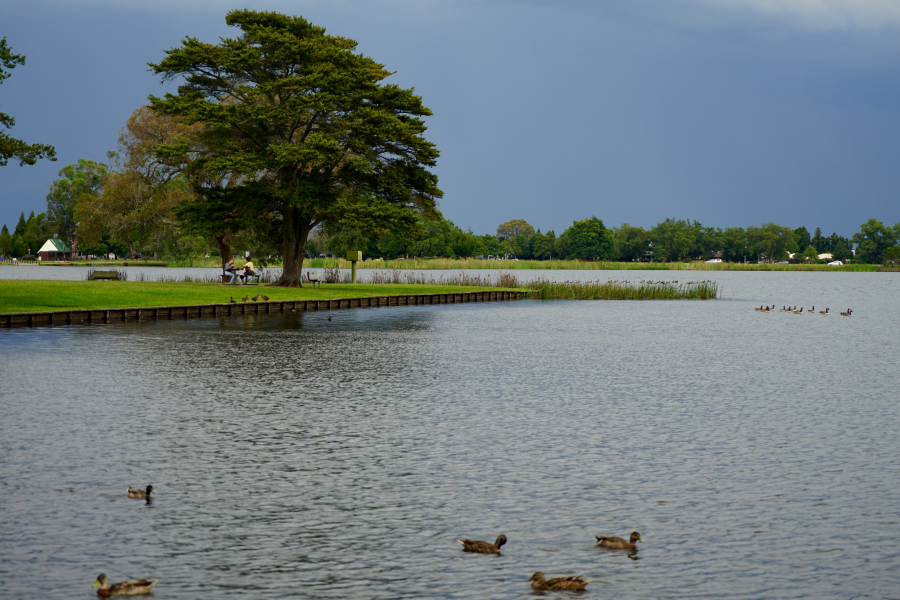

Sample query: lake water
[1,272,898,599]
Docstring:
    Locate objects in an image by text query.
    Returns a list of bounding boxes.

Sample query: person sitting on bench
[239,259,256,284]
[224,258,239,285]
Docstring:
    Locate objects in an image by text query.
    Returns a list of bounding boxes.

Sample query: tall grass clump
[526,278,720,300]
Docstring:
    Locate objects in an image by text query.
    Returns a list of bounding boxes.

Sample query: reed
[525,278,720,300]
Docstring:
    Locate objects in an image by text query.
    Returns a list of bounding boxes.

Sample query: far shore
[1,258,891,272]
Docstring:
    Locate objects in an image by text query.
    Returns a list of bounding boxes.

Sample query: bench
[89,270,119,281]
[222,269,261,285]
[306,272,321,288]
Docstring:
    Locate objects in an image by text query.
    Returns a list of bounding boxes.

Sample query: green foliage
[47,159,108,251]
[793,226,811,252]
[149,9,442,285]
[496,219,534,240]
[564,216,613,260]
[883,246,900,266]
[650,218,697,261]
[802,245,820,263]
[0,37,56,166]
[0,224,11,255]
[852,218,896,264]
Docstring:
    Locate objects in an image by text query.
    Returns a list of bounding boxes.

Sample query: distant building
[37,238,72,261]
[818,253,833,261]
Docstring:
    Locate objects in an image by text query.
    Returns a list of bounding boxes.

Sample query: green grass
[526,279,720,300]
[0,281,513,314]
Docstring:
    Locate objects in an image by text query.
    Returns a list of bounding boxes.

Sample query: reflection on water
[1,274,899,599]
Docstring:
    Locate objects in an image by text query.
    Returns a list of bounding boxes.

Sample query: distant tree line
[316,216,900,265]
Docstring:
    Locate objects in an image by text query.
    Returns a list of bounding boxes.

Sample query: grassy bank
[0,281,511,314]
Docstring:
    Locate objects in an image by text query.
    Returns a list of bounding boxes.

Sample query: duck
[261,295,269,301]
[93,574,157,596]
[252,294,261,302]
[126,485,154,499]
[458,534,507,554]
[595,531,643,550]
[840,308,853,316]
[528,573,591,591]
[229,297,236,304]
[241,295,250,302]
[819,308,829,315]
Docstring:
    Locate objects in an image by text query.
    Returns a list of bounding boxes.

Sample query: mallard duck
[93,574,157,596]
[261,294,269,301]
[252,294,261,302]
[126,485,154,499]
[528,572,591,591]
[840,308,853,316]
[458,534,507,554]
[595,531,643,550]
[241,295,250,302]
[229,297,236,304]
[819,308,829,314]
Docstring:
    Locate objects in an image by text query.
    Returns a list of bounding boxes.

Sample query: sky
[1,0,899,238]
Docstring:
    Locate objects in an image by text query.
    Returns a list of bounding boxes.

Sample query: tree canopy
[0,37,56,167]
[149,10,441,285]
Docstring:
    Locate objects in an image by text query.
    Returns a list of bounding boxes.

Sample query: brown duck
[93,573,157,596]
[458,534,507,554]
[126,485,154,499]
[528,572,591,591]
[595,531,643,550]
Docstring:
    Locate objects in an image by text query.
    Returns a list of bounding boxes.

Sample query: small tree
[884,246,900,266]
[565,216,612,261]
[496,219,534,241]
[46,159,108,255]
[803,245,820,263]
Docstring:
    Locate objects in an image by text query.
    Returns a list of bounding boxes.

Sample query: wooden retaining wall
[0,291,525,328]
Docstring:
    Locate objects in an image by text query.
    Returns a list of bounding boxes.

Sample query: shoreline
[0,290,526,328]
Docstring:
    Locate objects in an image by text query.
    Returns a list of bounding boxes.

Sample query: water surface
[1,273,898,599]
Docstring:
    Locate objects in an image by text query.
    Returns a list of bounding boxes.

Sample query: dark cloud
[1,0,898,238]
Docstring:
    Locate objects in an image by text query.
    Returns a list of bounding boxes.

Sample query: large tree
[149,10,441,286]
[0,37,55,166]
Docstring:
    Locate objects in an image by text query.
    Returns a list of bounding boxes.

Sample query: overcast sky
[2,0,899,238]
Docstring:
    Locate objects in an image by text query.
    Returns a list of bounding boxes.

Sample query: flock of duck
[93,485,641,594]
[754,305,853,316]
[229,293,269,303]
[458,531,644,591]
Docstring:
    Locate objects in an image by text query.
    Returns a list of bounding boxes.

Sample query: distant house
[37,238,73,261]
[818,253,833,261]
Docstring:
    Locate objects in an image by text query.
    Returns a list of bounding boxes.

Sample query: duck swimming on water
[595,531,643,550]
[93,573,157,596]
[458,534,507,554]
[528,573,591,591]
[126,485,154,499]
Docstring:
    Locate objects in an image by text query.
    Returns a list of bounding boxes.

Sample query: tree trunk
[214,229,232,269]
[277,203,311,287]
[127,238,134,259]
